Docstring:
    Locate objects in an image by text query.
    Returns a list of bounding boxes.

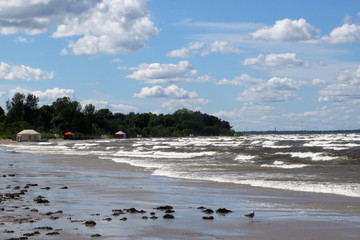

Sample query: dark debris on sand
[1,163,236,239]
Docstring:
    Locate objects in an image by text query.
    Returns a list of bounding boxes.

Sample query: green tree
[24,94,39,127]
[6,92,26,122]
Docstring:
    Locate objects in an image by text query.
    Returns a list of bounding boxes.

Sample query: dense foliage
[0,93,236,139]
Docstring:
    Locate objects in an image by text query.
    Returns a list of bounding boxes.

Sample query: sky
[1,0,360,131]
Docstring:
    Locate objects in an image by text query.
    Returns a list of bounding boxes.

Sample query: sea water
[1,134,359,198]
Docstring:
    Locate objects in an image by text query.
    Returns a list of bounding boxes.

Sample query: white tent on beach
[17,129,41,142]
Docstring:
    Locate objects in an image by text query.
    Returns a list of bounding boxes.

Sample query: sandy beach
[1,141,360,240]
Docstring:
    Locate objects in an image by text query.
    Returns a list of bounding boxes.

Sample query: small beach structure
[114,131,127,139]
[64,132,74,140]
[16,129,41,142]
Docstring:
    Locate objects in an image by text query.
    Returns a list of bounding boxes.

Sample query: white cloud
[241,53,306,68]
[126,61,198,84]
[0,61,54,81]
[134,85,199,99]
[8,87,75,105]
[318,65,360,103]
[81,99,109,109]
[0,0,95,35]
[250,18,320,42]
[217,74,264,87]
[14,36,33,43]
[202,41,242,55]
[236,77,299,103]
[31,88,75,101]
[81,99,137,113]
[167,41,204,58]
[53,0,158,55]
[0,0,158,55]
[162,98,208,111]
[167,41,242,58]
[110,103,137,113]
[323,24,360,44]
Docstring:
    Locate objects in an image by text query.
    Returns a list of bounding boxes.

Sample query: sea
[1,133,359,198]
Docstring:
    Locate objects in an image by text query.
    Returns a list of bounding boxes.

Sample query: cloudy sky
[1,0,360,131]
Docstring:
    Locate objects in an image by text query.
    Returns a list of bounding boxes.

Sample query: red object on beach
[64,132,73,135]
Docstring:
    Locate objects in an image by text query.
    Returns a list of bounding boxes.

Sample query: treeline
[0,92,236,139]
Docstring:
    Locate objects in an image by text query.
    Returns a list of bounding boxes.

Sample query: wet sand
[1,146,360,239]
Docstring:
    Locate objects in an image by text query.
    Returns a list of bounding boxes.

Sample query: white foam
[113,150,216,159]
[287,152,338,161]
[262,140,291,149]
[234,154,255,163]
[152,169,359,197]
[261,160,308,169]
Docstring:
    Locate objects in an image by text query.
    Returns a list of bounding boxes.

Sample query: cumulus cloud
[81,99,137,112]
[134,85,199,99]
[250,18,320,42]
[8,87,75,105]
[14,37,33,43]
[0,0,96,35]
[323,24,360,44]
[0,61,54,81]
[0,0,158,55]
[31,88,75,101]
[217,74,264,87]
[241,53,306,68]
[126,61,199,84]
[167,42,205,58]
[236,77,299,103]
[162,98,208,111]
[167,41,242,58]
[53,0,158,55]
[318,65,360,103]
[110,103,137,113]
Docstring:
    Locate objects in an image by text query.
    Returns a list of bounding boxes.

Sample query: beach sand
[1,145,360,239]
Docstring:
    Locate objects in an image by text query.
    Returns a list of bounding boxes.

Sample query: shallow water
[1,133,359,198]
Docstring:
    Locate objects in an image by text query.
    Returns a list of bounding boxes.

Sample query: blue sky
[1,0,360,131]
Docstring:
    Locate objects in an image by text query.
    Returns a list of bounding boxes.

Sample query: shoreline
[1,147,360,239]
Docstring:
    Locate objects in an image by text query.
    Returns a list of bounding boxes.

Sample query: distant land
[242,129,360,135]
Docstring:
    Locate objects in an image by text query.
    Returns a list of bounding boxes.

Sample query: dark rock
[202,216,214,220]
[150,212,156,215]
[23,231,40,237]
[163,214,175,219]
[124,208,146,214]
[91,234,102,237]
[202,209,214,214]
[197,206,206,209]
[142,216,148,220]
[150,216,158,220]
[41,187,51,190]
[8,174,15,177]
[216,208,232,214]
[103,218,112,221]
[84,220,96,226]
[34,226,53,230]
[33,195,49,204]
[165,209,175,213]
[60,186,68,189]
[6,237,28,240]
[120,217,127,221]
[46,231,60,235]
[154,205,173,210]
